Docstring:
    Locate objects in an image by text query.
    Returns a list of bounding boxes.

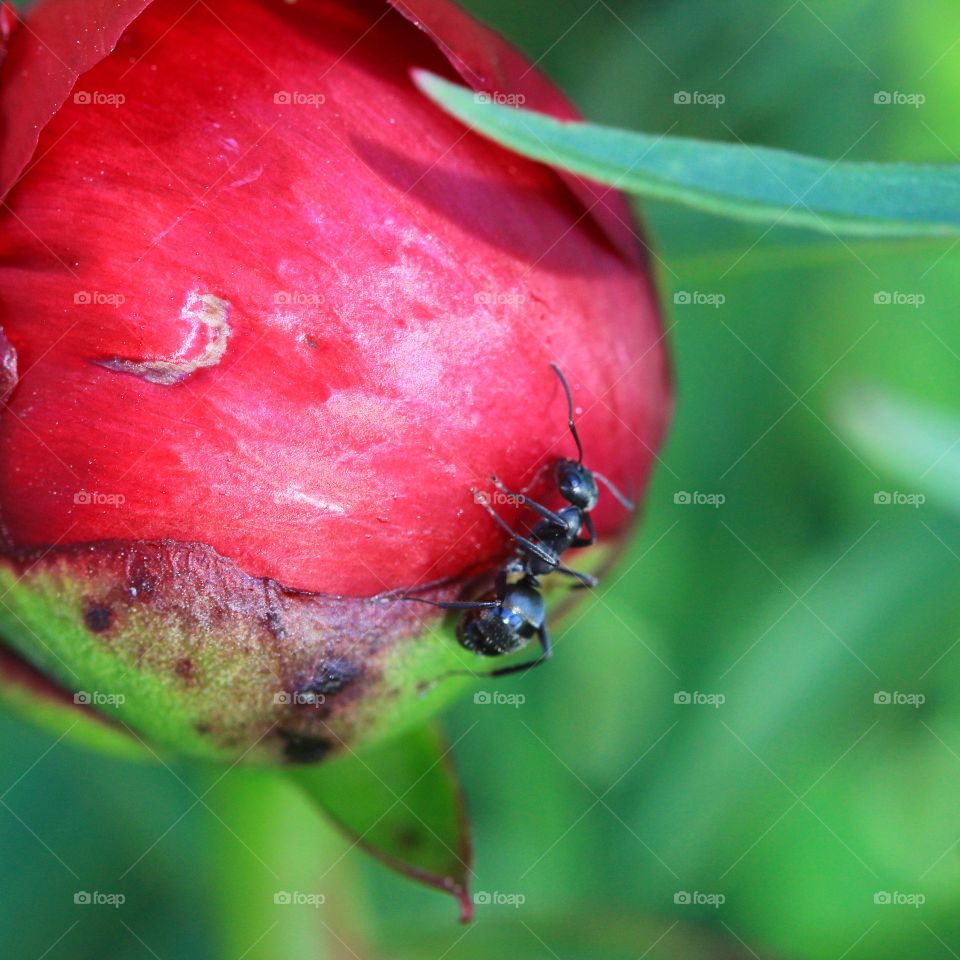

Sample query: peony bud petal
[0,0,670,764]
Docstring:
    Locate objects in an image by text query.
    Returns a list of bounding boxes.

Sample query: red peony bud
[0,0,670,762]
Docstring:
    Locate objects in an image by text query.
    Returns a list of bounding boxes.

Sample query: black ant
[404,364,633,683]
[473,363,634,589]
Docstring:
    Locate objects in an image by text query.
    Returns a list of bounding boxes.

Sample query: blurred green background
[5,0,960,956]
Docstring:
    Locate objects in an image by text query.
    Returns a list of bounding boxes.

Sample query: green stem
[205,766,368,960]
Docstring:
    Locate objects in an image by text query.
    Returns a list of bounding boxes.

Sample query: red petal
[386,0,641,261]
[0,2,18,69]
[0,324,15,405]
[0,0,155,200]
[0,0,669,595]
[0,0,640,256]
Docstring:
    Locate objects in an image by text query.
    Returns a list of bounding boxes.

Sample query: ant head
[549,363,596,510]
[555,459,599,511]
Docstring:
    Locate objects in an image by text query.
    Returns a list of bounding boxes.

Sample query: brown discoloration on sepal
[0,539,467,763]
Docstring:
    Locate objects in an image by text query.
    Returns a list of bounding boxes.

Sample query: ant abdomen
[459,610,524,657]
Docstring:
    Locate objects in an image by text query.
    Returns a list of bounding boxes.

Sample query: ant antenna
[593,471,636,512]
[550,363,584,464]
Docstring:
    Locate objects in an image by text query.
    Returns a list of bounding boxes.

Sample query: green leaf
[838,387,960,512]
[413,70,960,239]
[290,723,472,919]
[0,650,150,761]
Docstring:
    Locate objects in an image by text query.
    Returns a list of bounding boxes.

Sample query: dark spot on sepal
[174,657,195,681]
[299,657,361,698]
[126,558,156,600]
[84,604,113,632]
[278,729,334,764]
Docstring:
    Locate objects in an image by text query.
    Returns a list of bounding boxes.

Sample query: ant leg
[471,488,562,570]
[554,563,598,589]
[482,623,553,678]
[421,623,554,693]
[593,472,635,511]
[399,596,500,611]
[572,513,596,548]
[490,476,566,527]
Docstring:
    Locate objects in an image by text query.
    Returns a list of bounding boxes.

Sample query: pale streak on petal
[97,292,231,385]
